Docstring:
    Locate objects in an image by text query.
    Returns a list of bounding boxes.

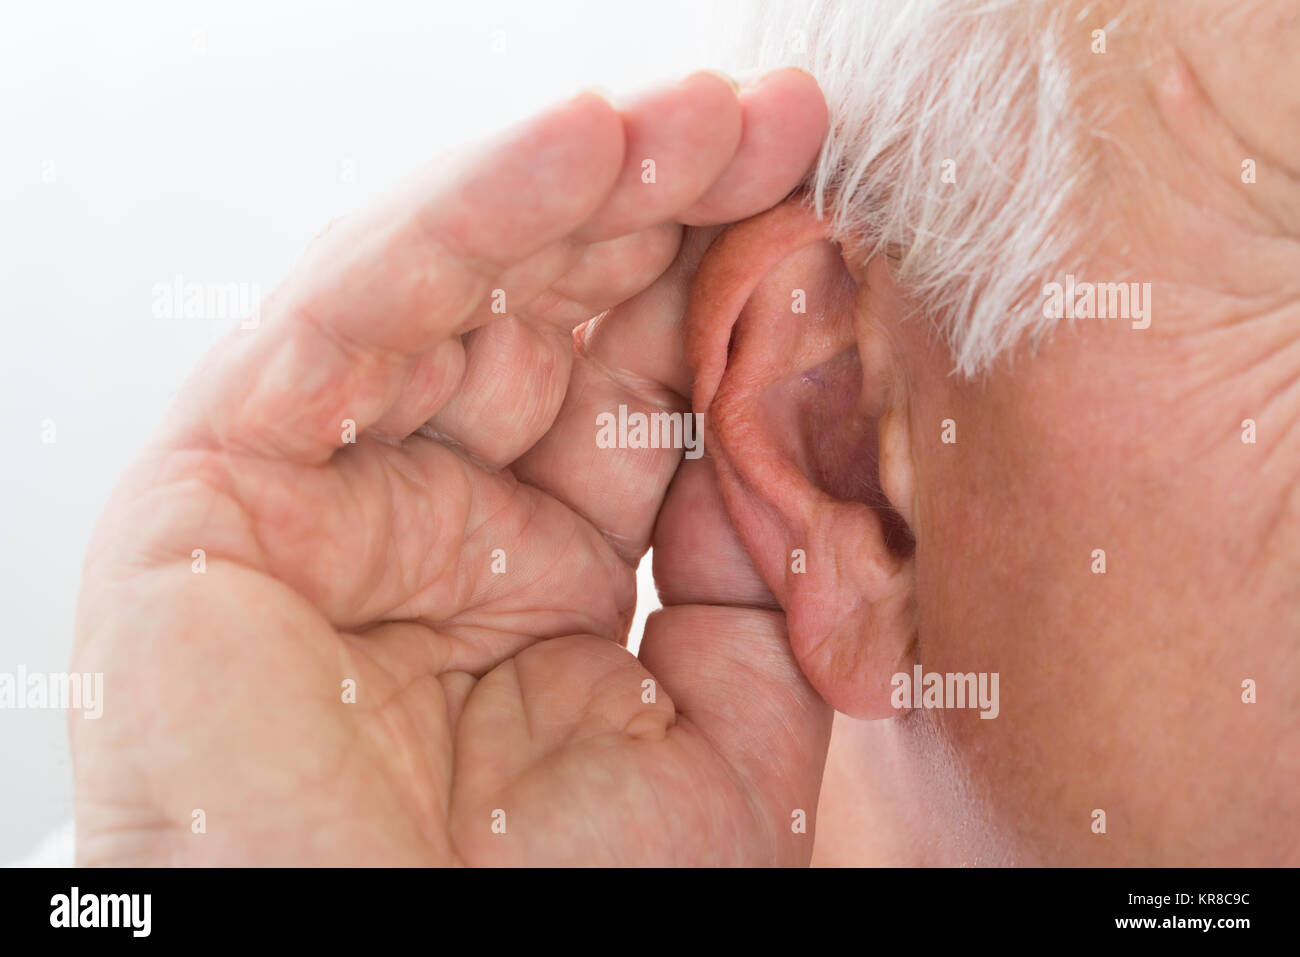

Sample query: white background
[0,0,752,863]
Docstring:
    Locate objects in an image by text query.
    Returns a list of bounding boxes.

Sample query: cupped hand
[71,70,832,865]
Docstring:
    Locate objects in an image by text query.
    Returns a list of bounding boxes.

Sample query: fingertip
[558,88,627,184]
[679,68,745,128]
[692,68,742,96]
[575,70,743,242]
[756,66,828,136]
[677,68,828,226]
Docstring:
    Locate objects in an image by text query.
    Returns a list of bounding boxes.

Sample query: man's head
[686,0,1300,863]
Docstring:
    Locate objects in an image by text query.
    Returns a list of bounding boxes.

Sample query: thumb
[640,454,833,860]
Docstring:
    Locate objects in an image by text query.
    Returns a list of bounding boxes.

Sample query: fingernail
[575,85,615,106]
[775,66,819,83]
[696,69,740,94]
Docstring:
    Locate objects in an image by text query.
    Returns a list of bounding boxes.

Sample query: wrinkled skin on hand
[71,71,835,865]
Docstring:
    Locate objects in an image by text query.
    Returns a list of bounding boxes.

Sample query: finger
[523,222,684,328]
[651,453,777,608]
[510,228,718,561]
[449,630,812,865]
[575,71,742,243]
[368,337,467,440]
[417,318,574,468]
[568,226,710,398]
[679,68,828,226]
[112,429,634,635]
[638,604,834,856]
[542,70,829,311]
[318,436,633,639]
[422,224,682,468]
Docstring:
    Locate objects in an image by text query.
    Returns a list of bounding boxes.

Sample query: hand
[71,70,832,865]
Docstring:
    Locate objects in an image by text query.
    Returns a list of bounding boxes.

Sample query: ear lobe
[686,200,916,718]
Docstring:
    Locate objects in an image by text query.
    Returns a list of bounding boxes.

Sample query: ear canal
[761,346,914,557]
[687,199,917,718]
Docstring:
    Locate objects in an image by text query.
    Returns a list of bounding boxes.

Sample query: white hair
[742,0,1120,377]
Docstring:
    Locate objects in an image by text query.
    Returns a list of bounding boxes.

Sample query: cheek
[903,346,1228,861]
[900,370,1107,849]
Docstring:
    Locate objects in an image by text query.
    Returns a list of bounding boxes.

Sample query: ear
[686,199,917,718]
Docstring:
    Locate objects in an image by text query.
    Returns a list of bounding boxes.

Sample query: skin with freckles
[666,1,1299,865]
[71,70,836,865]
